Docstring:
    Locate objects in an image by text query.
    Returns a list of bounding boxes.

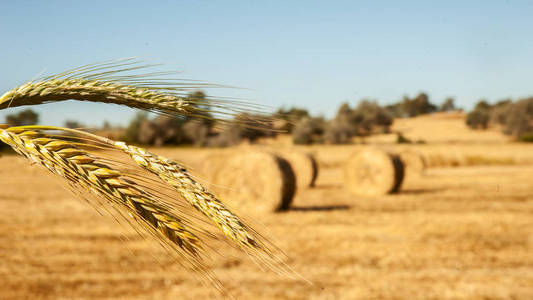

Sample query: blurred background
[1,1,532,299]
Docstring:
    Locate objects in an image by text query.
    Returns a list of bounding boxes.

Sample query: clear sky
[1,0,532,127]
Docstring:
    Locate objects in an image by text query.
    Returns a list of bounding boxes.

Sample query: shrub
[323,119,353,144]
[385,93,437,117]
[489,100,512,125]
[323,101,393,144]
[182,120,209,146]
[354,100,393,135]
[122,112,149,143]
[466,109,489,129]
[292,117,325,145]
[276,107,310,133]
[5,108,39,126]
[519,132,533,143]
[396,133,412,144]
[64,120,84,129]
[500,98,533,137]
[439,97,456,112]
[135,115,186,146]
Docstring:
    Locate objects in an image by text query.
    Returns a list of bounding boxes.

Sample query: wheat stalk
[113,142,260,246]
[9,125,284,266]
[0,78,202,115]
[0,59,267,124]
[0,127,221,269]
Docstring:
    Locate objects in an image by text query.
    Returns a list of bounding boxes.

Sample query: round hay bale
[343,149,404,196]
[202,150,296,212]
[199,150,234,176]
[280,151,319,188]
[399,149,427,177]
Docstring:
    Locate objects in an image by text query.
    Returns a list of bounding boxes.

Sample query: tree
[474,99,491,111]
[185,91,213,127]
[292,116,325,145]
[102,121,112,130]
[410,93,437,116]
[439,97,455,112]
[500,98,533,137]
[466,99,491,130]
[276,107,310,133]
[323,100,393,144]
[121,91,215,145]
[122,111,149,143]
[385,93,437,117]
[323,102,356,144]
[489,99,512,125]
[64,120,84,129]
[182,120,209,146]
[466,110,489,129]
[5,109,39,126]
[354,100,393,135]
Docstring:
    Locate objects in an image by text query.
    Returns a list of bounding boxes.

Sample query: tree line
[466,97,533,141]
[6,91,533,147]
[0,91,458,148]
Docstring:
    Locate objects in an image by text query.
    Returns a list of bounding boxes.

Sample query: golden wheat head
[0,58,268,126]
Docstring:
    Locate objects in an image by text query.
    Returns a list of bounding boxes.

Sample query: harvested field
[1,140,532,299]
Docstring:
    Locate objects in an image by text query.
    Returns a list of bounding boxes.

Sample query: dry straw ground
[1,114,532,299]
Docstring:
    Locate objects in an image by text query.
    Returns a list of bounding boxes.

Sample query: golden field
[1,114,532,299]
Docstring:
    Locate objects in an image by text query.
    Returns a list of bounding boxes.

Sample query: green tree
[5,109,39,126]
[64,120,84,129]
[186,91,213,127]
[466,99,491,130]
[439,97,455,112]
[276,107,310,133]
[292,116,325,145]
[385,93,437,117]
[466,110,489,129]
[411,93,437,116]
[474,99,491,111]
[323,100,393,144]
[122,111,149,143]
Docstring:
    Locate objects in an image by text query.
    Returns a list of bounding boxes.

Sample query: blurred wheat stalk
[0,59,291,291]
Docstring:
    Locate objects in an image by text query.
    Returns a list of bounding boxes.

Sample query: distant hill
[368,111,511,144]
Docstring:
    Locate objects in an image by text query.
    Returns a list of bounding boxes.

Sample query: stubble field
[1,114,532,299]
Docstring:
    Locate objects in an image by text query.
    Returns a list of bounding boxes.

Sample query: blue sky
[1,1,533,127]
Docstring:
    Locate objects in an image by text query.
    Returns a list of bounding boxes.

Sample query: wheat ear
[13,125,270,253]
[8,125,294,280]
[114,142,261,248]
[0,127,205,257]
[0,59,267,124]
[0,78,208,116]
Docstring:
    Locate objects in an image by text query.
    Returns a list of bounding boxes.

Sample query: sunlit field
[1,115,532,299]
